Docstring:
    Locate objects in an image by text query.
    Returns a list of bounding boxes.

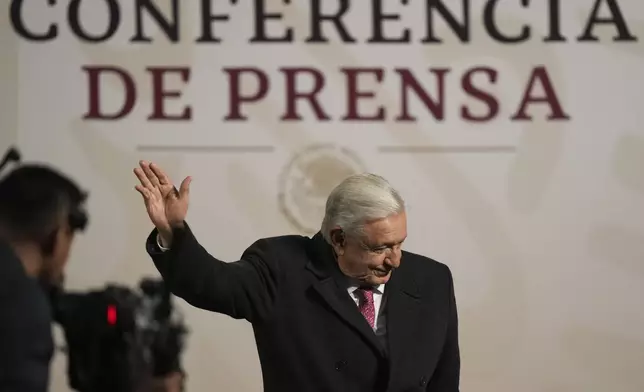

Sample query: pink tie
[357,288,376,329]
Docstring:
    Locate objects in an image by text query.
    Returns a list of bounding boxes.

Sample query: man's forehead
[362,213,407,241]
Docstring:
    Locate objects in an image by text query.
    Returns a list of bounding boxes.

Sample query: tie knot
[357,287,374,301]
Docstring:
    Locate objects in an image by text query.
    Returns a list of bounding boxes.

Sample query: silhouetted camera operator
[0,147,88,392]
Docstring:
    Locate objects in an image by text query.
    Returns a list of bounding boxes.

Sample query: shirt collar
[347,283,386,295]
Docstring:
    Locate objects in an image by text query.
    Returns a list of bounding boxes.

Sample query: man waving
[134,160,460,392]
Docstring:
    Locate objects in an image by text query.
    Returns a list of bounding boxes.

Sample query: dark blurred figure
[52,278,188,392]
[0,147,88,392]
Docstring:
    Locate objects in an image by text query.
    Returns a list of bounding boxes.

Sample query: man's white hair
[320,173,405,242]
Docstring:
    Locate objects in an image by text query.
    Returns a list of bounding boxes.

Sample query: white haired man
[134,161,460,392]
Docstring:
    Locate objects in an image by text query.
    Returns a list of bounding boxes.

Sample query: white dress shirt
[157,234,170,251]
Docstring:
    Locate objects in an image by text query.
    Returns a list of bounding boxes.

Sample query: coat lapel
[306,233,387,358]
[385,260,424,388]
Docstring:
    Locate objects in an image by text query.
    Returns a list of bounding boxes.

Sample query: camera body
[52,278,188,392]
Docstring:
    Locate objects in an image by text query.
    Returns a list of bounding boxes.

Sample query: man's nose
[384,252,401,268]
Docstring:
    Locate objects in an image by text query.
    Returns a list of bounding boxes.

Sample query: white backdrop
[2,1,644,391]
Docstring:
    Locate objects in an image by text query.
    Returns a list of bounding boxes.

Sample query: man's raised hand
[134,161,191,244]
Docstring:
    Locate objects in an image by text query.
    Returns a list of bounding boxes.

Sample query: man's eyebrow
[376,237,407,247]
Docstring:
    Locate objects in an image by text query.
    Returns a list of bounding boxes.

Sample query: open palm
[134,160,191,235]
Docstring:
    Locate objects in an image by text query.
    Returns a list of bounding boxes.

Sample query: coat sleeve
[145,223,279,324]
[427,266,460,391]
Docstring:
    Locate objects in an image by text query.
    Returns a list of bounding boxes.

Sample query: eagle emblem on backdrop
[278,144,366,235]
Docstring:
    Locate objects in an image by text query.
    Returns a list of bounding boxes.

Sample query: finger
[150,163,171,186]
[179,176,192,199]
[134,167,154,190]
[135,184,152,200]
[140,160,161,188]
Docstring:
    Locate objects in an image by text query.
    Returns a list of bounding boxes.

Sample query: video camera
[52,277,188,392]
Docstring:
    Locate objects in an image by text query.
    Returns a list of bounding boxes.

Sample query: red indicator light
[107,304,117,325]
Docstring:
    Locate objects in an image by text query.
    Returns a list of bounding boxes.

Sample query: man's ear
[45,223,73,258]
[330,228,346,256]
[41,229,59,256]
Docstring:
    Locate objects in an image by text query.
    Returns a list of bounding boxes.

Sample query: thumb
[179,176,192,199]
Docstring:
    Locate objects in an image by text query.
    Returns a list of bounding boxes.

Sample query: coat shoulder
[254,233,311,250]
[245,234,312,264]
[400,250,454,282]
